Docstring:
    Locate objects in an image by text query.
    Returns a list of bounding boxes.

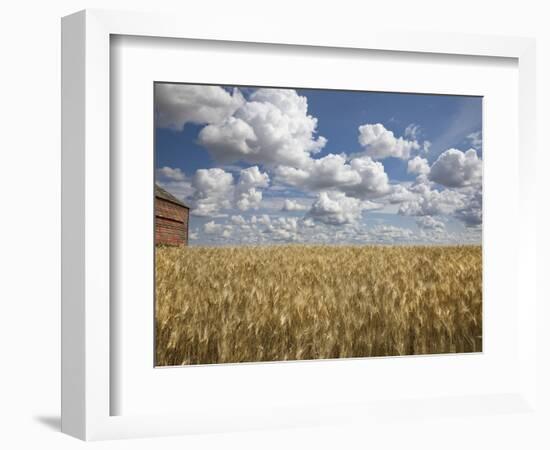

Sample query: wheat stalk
[155,245,482,366]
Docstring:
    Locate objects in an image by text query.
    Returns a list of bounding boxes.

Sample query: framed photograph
[153,82,483,367]
[62,9,538,441]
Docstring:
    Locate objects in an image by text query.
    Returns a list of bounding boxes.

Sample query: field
[155,245,482,366]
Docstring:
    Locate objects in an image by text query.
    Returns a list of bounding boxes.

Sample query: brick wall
[155,198,189,246]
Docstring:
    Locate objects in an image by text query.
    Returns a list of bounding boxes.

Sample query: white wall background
[0,1,548,448]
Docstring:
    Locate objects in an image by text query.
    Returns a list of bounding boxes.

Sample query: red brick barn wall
[155,198,189,246]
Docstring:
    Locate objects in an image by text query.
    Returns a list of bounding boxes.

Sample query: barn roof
[155,184,190,209]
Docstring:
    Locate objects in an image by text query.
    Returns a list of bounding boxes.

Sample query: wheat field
[155,245,482,366]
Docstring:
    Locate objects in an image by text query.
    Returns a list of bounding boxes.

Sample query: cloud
[358,123,420,160]
[404,123,421,140]
[219,214,301,243]
[192,199,476,246]
[197,88,327,167]
[395,175,482,228]
[466,130,483,150]
[182,166,271,217]
[281,199,308,211]
[179,88,393,202]
[235,166,270,211]
[230,215,247,226]
[157,166,186,181]
[156,86,482,245]
[264,217,300,241]
[156,166,195,201]
[191,168,235,217]
[235,188,263,211]
[204,221,233,237]
[275,154,390,199]
[404,124,431,154]
[307,192,368,225]
[416,215,446,231]
[429,148,482,188]
[343,156,391,198]
[407,156,430,176]
[366,225,414,242]
[398,181,465,217]
[386,184,417,204]
[302,218,315,228]
[274,153,358,191]
[204,221,222,234]
[237,165,270,189]
[257,214,271,226]
[390,148,483,227]
[196,116,258,164]
[422,141,432,154]
[454,189,482,227]
[155,84,244,130]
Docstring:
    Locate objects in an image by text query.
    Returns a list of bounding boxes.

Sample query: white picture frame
[61,9,538,441]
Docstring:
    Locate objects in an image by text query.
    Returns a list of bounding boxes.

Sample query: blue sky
[155,83,482,246]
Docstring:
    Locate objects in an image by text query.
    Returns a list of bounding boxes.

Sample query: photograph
[154,83,483,366]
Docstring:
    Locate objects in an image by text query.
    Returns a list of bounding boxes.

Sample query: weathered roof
[155,184,190,209]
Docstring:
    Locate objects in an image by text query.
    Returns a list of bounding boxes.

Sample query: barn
[155,184,190,246]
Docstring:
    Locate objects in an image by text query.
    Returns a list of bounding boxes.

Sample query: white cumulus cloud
[235,166,270,211]
[395,176,482,228]
[204,221,222,234]
[237,165,270,188]
[275,153,358,191]
[197,88,327,167]
[281,199,308,211]
[398,181,465,217]
[196,116,257,164]
[454,189,482,227]
[358,123,420,160]
[204,221,233,237]
[407,156,430,176]
[230,215,247,226]
[257,214,271,226]
[157,166,186,181]
[155,84,244,130]
[416,215,446,231]
[429,148,482,188]
[307,192,367,225]
[186,166,271,217]
[275,154,390,199]
[191,168,235,217]
[343,156,391,198]
[386,184,417,204]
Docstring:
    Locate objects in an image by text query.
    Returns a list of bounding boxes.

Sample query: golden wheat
[155,245,482,366]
